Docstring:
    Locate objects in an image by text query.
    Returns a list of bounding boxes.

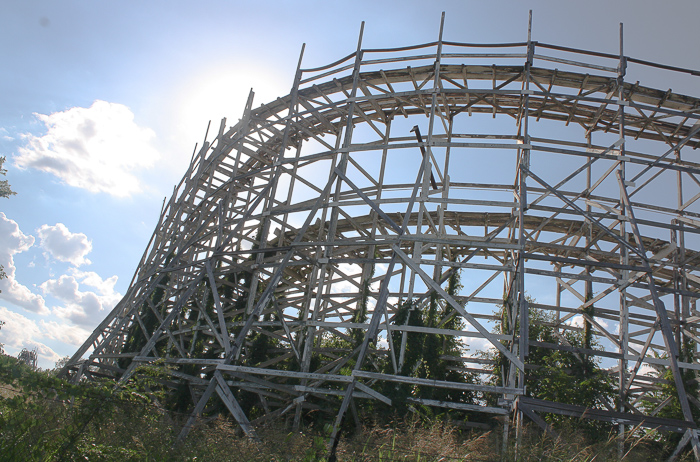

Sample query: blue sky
[1,0,699,368]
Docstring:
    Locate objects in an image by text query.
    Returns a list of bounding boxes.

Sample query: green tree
[381,269,477,417]
[0,320,5,355]
[51,356,71,375]
[489,298,614,436]
[641,339,699,455]
[0,156,15,199]
[0,157,13,293]
[350,261,375,347]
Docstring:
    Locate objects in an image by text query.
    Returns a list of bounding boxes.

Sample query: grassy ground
[181,416,684,461]
[0,355,692,461]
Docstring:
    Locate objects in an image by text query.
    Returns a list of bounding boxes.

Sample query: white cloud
[0,127,12,141]
[37,223,92,266]
[567,314,585,329]
[565,313,611,334]
[637,363,660,378]
[330,263,362,295]
[0,306,60,366]
[0,213,48,314]
[14,100,160,197]
[0,218,119,367]
[39,318,91,347]
[387,296,399,309]
[71,269,118,295]
[468,336,497,354]
[42,270,121,327]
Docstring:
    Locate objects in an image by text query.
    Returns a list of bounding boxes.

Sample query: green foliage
[641,338,699,456]
[0,356,207,461]
[350,261,375,347]
[51,356,71,376]
[653,339,700,420]
[490,298,615,437]
[247,310,280,367]
[0,354,111,461]
[0,353,669,461]
[0,265,6,296]
[379,269,476,419]
[527,342,613,409]
[1,156,13,297]
[301,423,333,462]
[0,156,15,199]
[0,158,13,295]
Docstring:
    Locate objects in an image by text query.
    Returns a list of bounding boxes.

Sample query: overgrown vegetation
[0,352,677,461]
[490,298,615,438]
[0,320,5,355]
[641,338,700,455]
[0,155,12,294]
[7,256,696,460]
[0,156,15,199]
[377,269,479,420]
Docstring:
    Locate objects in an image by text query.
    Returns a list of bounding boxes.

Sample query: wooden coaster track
[62,14,700,458]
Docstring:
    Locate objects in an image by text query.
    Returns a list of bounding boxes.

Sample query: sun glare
[174,64,289,151]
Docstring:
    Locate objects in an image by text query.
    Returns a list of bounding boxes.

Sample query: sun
[173,63,289,150]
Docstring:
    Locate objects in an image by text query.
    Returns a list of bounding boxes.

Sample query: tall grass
[0,355,691,461]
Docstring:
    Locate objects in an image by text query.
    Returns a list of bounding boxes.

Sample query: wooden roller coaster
[62,12,700,459]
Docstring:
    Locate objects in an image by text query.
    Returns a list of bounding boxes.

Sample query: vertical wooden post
[616,22,629,459]
[245,43,306,315]
[325,20,366,452]
[514,10,533,460]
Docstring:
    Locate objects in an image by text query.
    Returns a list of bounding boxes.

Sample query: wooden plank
[392,244,526,372]
[65,41,700,450]
[406,397,508,415]
[519,404,559,438]
[205,260,232,354]
[217,364,354,383]
[518,397,694,432]
[355,382,392,406]
[214,371,260,440]
[353,370,522,395]
[292,385,371,400]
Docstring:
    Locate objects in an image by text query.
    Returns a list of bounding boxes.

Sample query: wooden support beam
[63,31,700,458]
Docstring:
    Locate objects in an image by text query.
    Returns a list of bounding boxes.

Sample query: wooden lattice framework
[63,14,700,459]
